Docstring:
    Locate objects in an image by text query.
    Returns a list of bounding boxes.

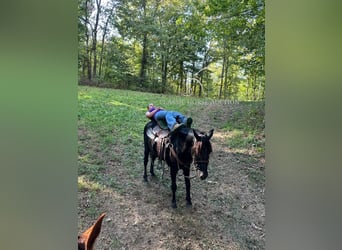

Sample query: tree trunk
[161,54,168,93]
[84,0,92,81]
[223,54,229,99]
[190,62,195,96]
[199,74,203,97]
[253,74,257,100]
[99,5,114,79]
[246,78,250,100]
[98,33,106,80]
[179,61,184,95]
[138,0,148,88]
[92,0,101,81]
[219,59,225,99]
[257,77,262,100]
[87,51,92,81]
[139,33,148,87]
[82,56,87,78]
[219,39,229,99]
[199,42,211,98]
[85,32,92,81]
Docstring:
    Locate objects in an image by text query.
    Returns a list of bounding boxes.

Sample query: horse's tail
[143,120,156,166]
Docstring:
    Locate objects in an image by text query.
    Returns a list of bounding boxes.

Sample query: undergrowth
[224,101,265,186]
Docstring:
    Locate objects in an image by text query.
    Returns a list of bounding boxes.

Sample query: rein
[169,144,186,166]
[158,132,210,180]
[169,144,198,179]
[168,140,211,179]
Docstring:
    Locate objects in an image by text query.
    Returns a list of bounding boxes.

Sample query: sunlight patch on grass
[212,130,229,141]
[78,175,102,191]
[78,92,92,100]
[108,100,128,106]
[78,154,90,163]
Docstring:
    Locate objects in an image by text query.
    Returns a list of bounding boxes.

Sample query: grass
[223,101,265,186]
[224,101,265,131]
[224,102,264,149]
[78,176,102,192]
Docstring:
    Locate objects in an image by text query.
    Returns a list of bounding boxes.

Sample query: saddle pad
[146,124,169,140]
[156,118,168,130]
[146,127,155,139]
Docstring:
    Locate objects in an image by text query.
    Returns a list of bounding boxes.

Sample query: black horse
[143,120,214,208]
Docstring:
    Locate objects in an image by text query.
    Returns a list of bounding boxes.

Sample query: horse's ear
[193,129,201,141]
[78,213,105,250]
[207,129,214,140]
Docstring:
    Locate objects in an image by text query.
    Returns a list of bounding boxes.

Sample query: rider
[145,103,192,132]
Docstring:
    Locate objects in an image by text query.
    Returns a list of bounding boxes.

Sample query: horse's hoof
[150,172,155,177]
[186,201,192,207]
[171,202,177,209]
[143,176,148,182]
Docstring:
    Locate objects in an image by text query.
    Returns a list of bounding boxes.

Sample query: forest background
[78,0,264,100]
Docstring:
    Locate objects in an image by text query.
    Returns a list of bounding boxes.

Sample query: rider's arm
[145,108,160,119]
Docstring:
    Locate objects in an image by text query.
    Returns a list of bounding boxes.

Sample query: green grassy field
[78,86,265,249]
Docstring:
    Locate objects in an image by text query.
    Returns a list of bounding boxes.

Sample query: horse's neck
[172,134,193,160]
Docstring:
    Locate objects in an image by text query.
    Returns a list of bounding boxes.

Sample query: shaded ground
[78,101,265,249]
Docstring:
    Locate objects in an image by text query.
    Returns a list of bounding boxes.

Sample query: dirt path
[78,102,265,249]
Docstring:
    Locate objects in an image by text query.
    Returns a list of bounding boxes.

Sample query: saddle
[146,124,170,161]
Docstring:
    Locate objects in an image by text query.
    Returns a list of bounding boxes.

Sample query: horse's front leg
[183,166,192,207]
[170,166,178,208]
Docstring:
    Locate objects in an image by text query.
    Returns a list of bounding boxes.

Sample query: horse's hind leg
[170,167,178,208]
[143,144,149,182]
[150,155,156,177]
[144,148,156,181]
[183,167,192,207]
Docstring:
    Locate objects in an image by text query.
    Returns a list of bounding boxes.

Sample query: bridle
[193,138,210,165]
[168,143,209,168]
[163,131,211,179]
[169,144,186,167]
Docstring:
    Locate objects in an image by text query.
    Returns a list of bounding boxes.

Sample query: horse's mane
[193,140,202,156]
[192,131,213,156]
[169,128,194,164]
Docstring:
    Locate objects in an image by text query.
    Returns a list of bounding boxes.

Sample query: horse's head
[78,213,105,250]
[193,129,214,180]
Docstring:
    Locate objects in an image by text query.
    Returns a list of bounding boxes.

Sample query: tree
[98,1,116,79]
[77,0,265,100]
[78,0,93,81]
